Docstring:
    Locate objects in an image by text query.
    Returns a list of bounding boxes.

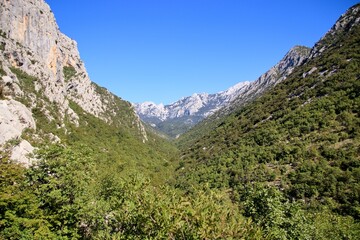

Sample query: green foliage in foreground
[0,145,263,239]
[1,145,359,239]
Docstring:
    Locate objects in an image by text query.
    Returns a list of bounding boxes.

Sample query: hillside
[175,3,360,237]
[0,0,178,182]
[177,45,311,146]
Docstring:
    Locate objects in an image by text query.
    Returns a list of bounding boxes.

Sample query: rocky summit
[134,81,250,137]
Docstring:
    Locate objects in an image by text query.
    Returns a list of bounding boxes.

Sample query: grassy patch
[0,29,7,38]
[10,67,37,93]
[0,65,6,77]
[63,65,77,82]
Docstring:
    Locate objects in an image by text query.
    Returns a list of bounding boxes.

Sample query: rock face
[309,4,360,59]
[0,0,147,164]
[0,99,35,145]
[10,140,34,167]
[220,46,311,115]
[135,45,311,137]
[136,81,250,121]
[0,0,104,117]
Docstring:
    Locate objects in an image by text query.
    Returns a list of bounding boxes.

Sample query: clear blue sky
[46,0,358,105]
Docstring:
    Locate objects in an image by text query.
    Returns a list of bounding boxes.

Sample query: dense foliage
[63,65,77,82]
[175,6,360,238]
[0,145,263,239]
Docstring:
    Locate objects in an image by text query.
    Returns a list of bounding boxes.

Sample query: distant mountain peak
[135,45,310,138]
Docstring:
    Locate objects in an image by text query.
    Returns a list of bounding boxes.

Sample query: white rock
[10,140,35,167]
[0,0,116,123]
[0,99,35,145]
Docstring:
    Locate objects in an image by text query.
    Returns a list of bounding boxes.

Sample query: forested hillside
[175,3,360,238]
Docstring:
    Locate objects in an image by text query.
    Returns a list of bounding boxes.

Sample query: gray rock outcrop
[0,99,35,145]
[0,0,105,117]
[222,45,311,114]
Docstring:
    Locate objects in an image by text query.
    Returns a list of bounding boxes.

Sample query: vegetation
[0,63,6,77]
[175,8,360,239]
[64,100,178,185]
[0,29,7,38]
[0,42,5,51]
[0,85,3,99]
[1,3,360,239]
[63,65,77,82]
[0,145,263,239]
[156,116,203,139]
[10,67,37,99]
[0,63,4,99]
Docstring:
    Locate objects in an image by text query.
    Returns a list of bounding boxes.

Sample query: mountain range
[135,45,310,138]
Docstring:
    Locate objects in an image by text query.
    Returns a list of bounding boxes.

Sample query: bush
[63,65,77,82]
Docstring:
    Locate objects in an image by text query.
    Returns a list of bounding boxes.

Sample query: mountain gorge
[1,0,360,239]
[135,45,310,138]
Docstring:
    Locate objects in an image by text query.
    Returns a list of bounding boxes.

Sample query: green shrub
[63,65,77,82]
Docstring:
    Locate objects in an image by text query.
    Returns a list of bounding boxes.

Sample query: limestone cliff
[0,0,109,117]
[0,0,147,164]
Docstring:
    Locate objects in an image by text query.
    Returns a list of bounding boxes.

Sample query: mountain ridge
[135,45,311,138]
[175,3,360,234]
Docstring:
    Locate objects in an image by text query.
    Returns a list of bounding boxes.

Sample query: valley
[0,1,359,239]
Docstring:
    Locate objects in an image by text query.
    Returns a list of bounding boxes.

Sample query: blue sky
[46,0,358,104]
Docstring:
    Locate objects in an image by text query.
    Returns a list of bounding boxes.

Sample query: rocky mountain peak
[135,80,252,136]
[309,3,360,59]
[218,45,311,115]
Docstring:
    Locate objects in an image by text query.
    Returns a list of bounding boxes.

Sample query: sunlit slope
[176,3,360,219]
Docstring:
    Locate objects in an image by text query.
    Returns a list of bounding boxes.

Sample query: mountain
[175,3,360,238]
[0,0,177,181]
[135,45,310,138]
[135,81,251,138]
[220,45,311,115]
